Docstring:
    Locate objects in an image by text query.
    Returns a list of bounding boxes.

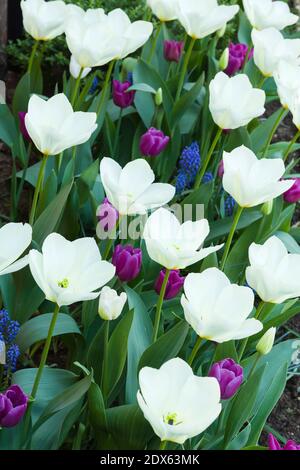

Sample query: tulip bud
[284,178,300,203]
[98,286,127,321]
[217,24,227,38]
[112,80,135,109]
[256,327,276,356]
[0,385,28,428]
[268,433,300,451]
[18,112,31,141]
[208,358,243,400]
[97,197,119,232]
[219,48,229,71]
[140,127,170,157]
[155,88,163,106]
[163,40,184,63]
[225,43,253,77]
[112,244,142,282]
[154,269,185,300]
[261,199,273,216]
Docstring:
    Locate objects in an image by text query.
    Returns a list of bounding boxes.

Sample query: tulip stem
[262,107,287,158]
[71,68,83,107]
[113,109,123,156]
[96,60,115,118]
[148,22,162,63]
[102,217,121,260]
[159,440,167,450]
[188,336,203,366]
[175,37,196,102]
[194,128,223,189]
[152,268,171,343]
[247,352,261,379]
[220,206,244,271]
[238,301,265,360]
[283,129,300,163]
[29,154,49,226]
[28,41,39,74]
[101,320,109,397]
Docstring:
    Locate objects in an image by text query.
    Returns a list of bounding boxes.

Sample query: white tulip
[147,0,178,21]
[28,233,115,307]
[285,90,300,130]
[243,0,298,31]
[176,0,239,39]
[181,268,263,343]
[0,223,32,276]
[98,286,127,321]
[137,358,221,444]
[100,158,175,216]
[274,61,300,109]
[223,145,293,208]
[25,93,97,156]
[143,208,223,270]
[252,28,300,77]
[209,72,265,130]
[246,236,300,304]
[21,0,67,41]
[256,327,276,355]
[69,55,91,80]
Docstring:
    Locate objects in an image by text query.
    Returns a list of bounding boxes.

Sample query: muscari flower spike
[176,142,201,194]
[0,309,20,372]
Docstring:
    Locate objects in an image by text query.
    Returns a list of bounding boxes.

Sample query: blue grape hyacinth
[176,142,201,193]
[0,309,20,372]
[225,196,236,217]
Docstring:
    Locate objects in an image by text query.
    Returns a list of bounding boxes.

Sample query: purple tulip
[208,358,243,400]
[164,40,184,63]
[97,197,119,232]
[112,244,142,282]
[154,269,185,300]
[268,433,300,451]
[0,385,28,428]
[225,43,253,76]
[18,112,31,141]
[112,79,135,109]
[283,178,300,203]
[140,127,170,157]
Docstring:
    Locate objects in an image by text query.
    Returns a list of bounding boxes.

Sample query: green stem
[238,301,265,360]
[188,336,203,366]
[152,269,171,343]
[28,41,39,74]
[113,109,123,156]
[175,37,196,102]
[283,129,300,163]
[247,353,261,379]
[159,440,167,450]
[96,60,115,118]
[258,75,266,89]
[194,128,223,189]
[148,22,162,63]
[29,154,49,226]
[71,67,83,107]
[220,206,243,271]
[102,217,121,260]
[101,320,109,395]
[254,300,265,320]
[262,107,287,158]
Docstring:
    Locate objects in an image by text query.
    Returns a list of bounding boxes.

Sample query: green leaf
[171,74,204,128]
[127,83,157,94]
[206,210,263,243]
[0,104,19,150]
[86,321,107,386]
[213,341,238,363]
[227,423,252,450]
[251,108,285,154]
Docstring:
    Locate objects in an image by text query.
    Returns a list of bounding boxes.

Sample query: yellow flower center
[164,412,181,426]
[58,278,69,289]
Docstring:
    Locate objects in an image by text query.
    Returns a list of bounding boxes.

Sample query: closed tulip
[252,28,300,78]
[284,178,300,203]
[21,0,67,41]
[246,236,300,304]
[222,145,294,208]
[0,223,32,276]
[243,0,298,31]
[139,128,170,157]
[137,358,221,444]
[154,269,185,300]
[209,72,265,130]
[28,233,115,307]
[112,245,142,282]
[0,385,28,428]
[143,208,223,270]
[100,158,175,216]
[176,0,239,39]
[98,287,127,321]
[208,358,243,400]
[147,0,178,22]
[25,93,97,156]
[268,433,300,451]
[164,40,184,63]
[112,80,135,109]
[274,61,300,109]
[181,269,262,342]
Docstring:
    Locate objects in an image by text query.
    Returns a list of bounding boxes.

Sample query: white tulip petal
[0,223,32,274]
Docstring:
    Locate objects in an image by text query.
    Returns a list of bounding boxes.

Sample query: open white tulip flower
[285,90,300,131]
[252,28,300,78]
[209,72,265,130]
[137,358,222,444]
[274,61,300,110]
[147,0,178,22]
[181,268,263,343]
[69,55,91,80]
[223,145,294,208]
[98,286,127,321]
[176,0,239,39]
[21,0,67,41]
[143,208,223,270]
[28,233,115,307]
[0,223,32,276]
[246,236,300,304]
[100,158,175,216]
[243,0,298,31]
[25,93,97,156]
